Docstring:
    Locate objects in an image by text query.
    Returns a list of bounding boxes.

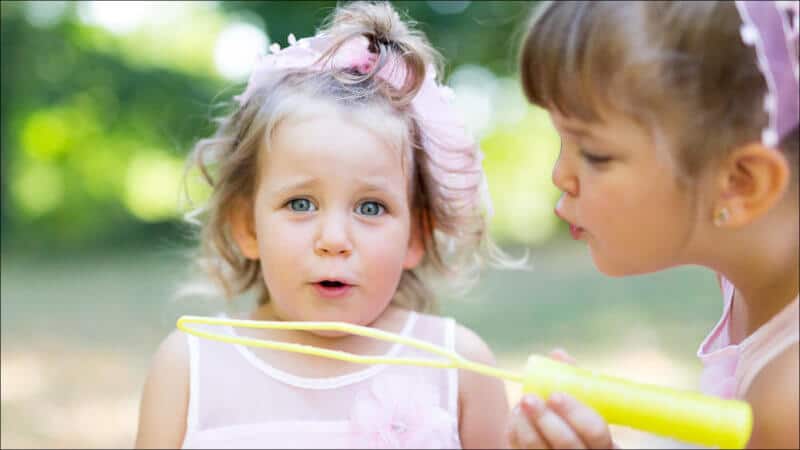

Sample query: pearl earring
[713,207,730,227]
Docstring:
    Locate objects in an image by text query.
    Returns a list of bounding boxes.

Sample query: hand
[507,349,617,449]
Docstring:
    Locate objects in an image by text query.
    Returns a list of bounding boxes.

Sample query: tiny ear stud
[713,207,730,227]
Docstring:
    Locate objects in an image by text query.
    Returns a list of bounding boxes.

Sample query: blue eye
[288,198,316,212]
[356,201,384,216]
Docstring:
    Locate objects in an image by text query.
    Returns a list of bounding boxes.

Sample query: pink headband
[236,33,493,219]
[735,0,799,147]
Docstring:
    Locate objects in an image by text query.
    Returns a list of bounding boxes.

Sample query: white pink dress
[180,310,462,449]
[697,276,798,399]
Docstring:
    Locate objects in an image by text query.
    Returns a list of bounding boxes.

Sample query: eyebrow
[559,123,593,138]
[561,124,611,149]
[352,177,406,205]
[354,177,395,193]
[268,176,403,199]
[268,177,318,197]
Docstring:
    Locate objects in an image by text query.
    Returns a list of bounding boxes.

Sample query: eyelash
[355,200,387,216]
[579,148,612,165]
[286,197,316,212]
[284,198,389,215]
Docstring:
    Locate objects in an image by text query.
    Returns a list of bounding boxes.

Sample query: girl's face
[549,109,704,276]
[242,111,423,326]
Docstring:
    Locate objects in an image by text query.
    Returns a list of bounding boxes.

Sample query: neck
[239,303,411,378]
[706,211,799,339]
[248,302,408,350]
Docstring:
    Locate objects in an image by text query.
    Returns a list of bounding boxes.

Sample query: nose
[314,212,353,257]
[551,146,579,197]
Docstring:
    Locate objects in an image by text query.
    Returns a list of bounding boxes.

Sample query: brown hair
[180,1,516,313]
[520,1,798,180]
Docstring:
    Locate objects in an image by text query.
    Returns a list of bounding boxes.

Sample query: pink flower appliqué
[332,35,378,74]
[348,374,458,449]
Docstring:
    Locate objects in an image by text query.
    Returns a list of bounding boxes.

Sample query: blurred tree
[1,1,558,252]
[220,1,533,76]
[1,2,225,250]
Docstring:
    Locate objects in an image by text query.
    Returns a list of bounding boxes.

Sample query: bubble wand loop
[177,315,752,448]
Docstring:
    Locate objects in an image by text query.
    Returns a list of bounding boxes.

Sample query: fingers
[508,404,549,449]
[522,395,588,449]
[512,351,613,449]
[546,393,614,450]
[509,393,615,449]
[548,348,576,365]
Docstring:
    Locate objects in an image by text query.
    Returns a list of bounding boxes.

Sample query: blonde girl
[136,2,512,448]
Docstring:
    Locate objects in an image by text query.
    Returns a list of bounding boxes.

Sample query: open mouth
[313,280,353,298]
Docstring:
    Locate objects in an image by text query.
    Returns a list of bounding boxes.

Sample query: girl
[509,1,798,449]
[135,2,512,449]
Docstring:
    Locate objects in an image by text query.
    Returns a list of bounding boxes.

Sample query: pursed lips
[554,206,585,240]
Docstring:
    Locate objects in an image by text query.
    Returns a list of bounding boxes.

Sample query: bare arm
[456,323,511,449]
[135,330,191,449]
[745,342,799,449]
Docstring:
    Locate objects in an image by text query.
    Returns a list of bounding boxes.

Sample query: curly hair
[179,1,519,313]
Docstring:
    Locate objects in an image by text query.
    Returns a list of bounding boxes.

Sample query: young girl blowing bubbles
[135,2,514,449]
[508,1,799,448]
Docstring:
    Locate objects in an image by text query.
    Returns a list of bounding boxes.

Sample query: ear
[402,209,426,269]
[229,197,260,260]
[713,142,791,227]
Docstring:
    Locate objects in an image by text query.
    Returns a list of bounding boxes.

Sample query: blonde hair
[520,1,799,181]
[180,1,513,313]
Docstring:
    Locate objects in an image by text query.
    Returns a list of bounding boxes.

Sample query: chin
[303,313,379,338]
[591,252,657,278]
[308,329,352,339]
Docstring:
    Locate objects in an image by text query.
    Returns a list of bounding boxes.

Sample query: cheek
[582,173,679,229]
[580,186,651,258]
[255,215,309,286]
[357,222,409,283]
[588,178,693,258]
[581,186,629,228]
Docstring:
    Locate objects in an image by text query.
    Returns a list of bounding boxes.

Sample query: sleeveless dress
[181,310,462,449]
[697,276,799,399]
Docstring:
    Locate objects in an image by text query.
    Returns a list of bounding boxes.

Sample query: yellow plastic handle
[523,355,752,449]
[177,315,752,448]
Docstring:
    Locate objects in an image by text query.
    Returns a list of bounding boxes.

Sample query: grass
[1,240,724,448]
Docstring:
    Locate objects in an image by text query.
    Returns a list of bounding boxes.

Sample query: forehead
[549,107,646,143]
[262,112,409,186]
[548,109,609,143]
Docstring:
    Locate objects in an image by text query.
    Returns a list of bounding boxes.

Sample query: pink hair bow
[235,33,493,219]
[735,0,799,147]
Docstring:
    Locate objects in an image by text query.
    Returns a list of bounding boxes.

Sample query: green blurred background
[1,1,724,448]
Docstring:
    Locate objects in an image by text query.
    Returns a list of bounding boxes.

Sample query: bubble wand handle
[177,315,751,448]
[521,354,751,448]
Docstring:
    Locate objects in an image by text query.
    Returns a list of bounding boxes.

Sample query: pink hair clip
[235,32,492,220]
[735,0,799,148]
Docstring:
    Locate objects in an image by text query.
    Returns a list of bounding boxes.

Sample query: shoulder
[402,310,496,366]
[146,328,192,386]
[453,321,497,367]
[411,312,499,365]
[452,321,504,406]
[451,320,510,447]
[135,329,192,448]
[744,342,799,448]
[410,312,497,369]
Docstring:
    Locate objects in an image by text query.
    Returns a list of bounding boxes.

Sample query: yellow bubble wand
[177,315,752,448]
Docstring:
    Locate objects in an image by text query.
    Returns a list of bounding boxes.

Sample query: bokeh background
[1,1,724,448]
